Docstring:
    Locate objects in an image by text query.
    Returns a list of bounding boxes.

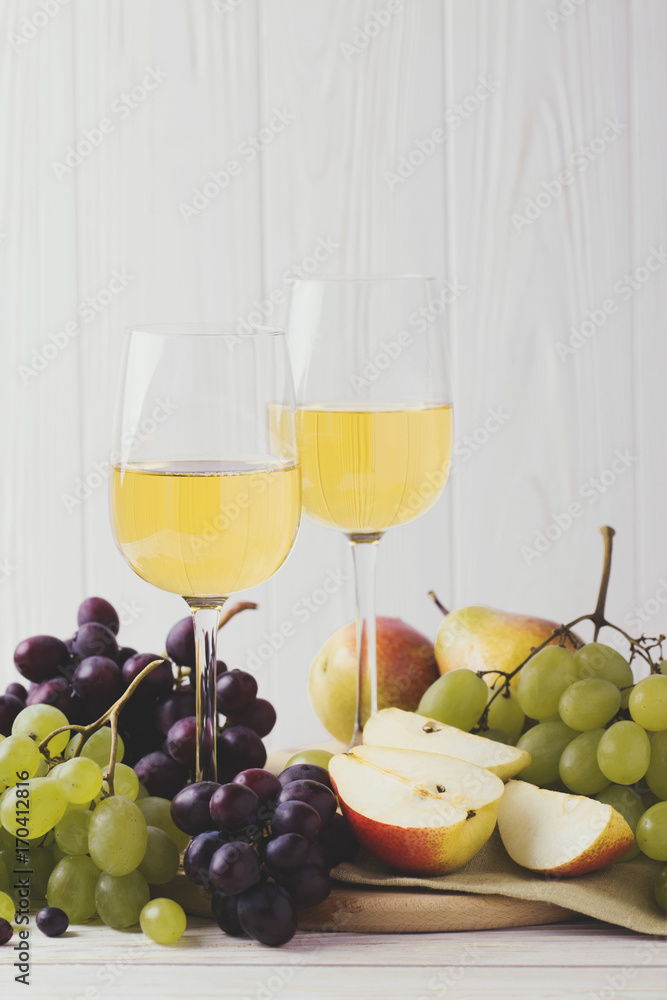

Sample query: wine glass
[110,325,301,781]
[287,276,453,746]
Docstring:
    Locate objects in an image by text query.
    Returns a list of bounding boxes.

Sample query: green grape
[88,796,148,876]
[10,845,55,899]
[559,729,610,795]
[100,764,139,802]
[620,686,633,710]
[516,720,578,786]
[138,826,180,885]
[481,728,512,744]
[0,735,41,786]
[636,802,667,861]
[137,797,190,853]
[0,889,14,923]
[595,785,645,862]
[136,782,149,800]
[35,755,50,777]
[486,687,525,744]
[65,799,92,813]
[0,778,67,840]
[654,865,667,912]
[12,705,69,756]
[597,721,651,785]
[646,731,667,800]
[417,669,488,732]
[95,869,150,929]
[140,898,186,944]
[558,678,621,731]
[628,674,667,732]
[51,843,67,864]
[516,646,578,720]
[55,809,92,855]
[56,757,104,804]
[573,643,634,687]
[47,855,100,923]
[0,825,15,850]
[285,749,334,770]
[0,854,8,894]
[65,728,125,768]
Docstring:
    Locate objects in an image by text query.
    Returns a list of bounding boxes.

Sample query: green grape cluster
[0,705,187,945]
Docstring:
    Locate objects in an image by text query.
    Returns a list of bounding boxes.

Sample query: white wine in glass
[110,325,301,781]
[287,277,453,745]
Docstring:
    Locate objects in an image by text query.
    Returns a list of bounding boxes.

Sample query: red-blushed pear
[497,780,634,876]
[434,604,579,691]
[308,618,439,744]
[363,708,531,780]
[329,745,504,876]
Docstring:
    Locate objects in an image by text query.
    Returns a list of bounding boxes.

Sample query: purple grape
[14,635,70,683]
[237,883,297,946]
[209,841,260,895]
[165,617,195,667]
[0,694,25,736]
[216,670,257,715]
[232,768,281,805]
[166,716,197,768]
[6,683,27,702]
[116,646,137,667]
[211,890,245,936]
[319,813,358,866]
[154,691,196,735]
[36,906,69,937]
[281,864,331,907]
[217,726,266,782]
[277,780,337,825]
[184,831,230,887]
[278,763,333,791]
[122,654,174,701]
[0,918,12,945]
[77,597,120,636]
[134,750,188,799]
[271,801,321,843]
[72,657,122,703]
[72,623,118,662]
[226,699,276,738]
[171,781,220,836]
[305,841,329,871]
[209,784,259,833]
[26,677,74,715]
[265,833,309,874]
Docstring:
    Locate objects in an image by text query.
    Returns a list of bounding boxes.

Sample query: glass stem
[186,599,227,782]
[348,534,381,748]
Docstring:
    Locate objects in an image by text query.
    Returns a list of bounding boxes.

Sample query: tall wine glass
[287,277,453,746]
[110,325,301,781]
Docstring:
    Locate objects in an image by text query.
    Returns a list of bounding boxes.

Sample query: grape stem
[432,526,665,731]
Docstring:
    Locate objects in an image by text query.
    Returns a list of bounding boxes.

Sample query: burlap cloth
[331,831,667,935]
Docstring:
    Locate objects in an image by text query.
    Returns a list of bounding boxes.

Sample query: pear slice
[363,708,531,780]
[498,780,634,876]
[329,745,504,876]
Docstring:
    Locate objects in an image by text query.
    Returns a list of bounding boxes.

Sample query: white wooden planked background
[0,0,665,749]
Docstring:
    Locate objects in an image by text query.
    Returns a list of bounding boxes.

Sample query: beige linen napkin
[331,831,667,935]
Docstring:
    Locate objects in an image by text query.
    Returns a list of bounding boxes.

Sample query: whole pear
[434,605,579,690]
[309,617,439,744]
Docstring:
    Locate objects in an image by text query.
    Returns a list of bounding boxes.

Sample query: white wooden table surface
[4,917,666,1000]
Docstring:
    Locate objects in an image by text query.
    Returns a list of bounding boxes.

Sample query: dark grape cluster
[174,763,358,946]
[6,603,277,800]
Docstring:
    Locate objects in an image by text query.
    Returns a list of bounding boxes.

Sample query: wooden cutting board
[164,871,578,933]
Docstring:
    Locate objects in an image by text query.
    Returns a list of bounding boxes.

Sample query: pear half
[363,708,531,780]
[498,780,634,876]
[329,745,504,876]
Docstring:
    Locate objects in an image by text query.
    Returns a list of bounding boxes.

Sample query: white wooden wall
[1,0,665,748]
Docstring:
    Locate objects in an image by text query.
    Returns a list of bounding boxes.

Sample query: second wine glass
[110,325,301,781]
[287,276,453,746]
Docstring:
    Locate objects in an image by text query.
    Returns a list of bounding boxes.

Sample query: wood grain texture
[0,0,665,752]
[166,874,578,932]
